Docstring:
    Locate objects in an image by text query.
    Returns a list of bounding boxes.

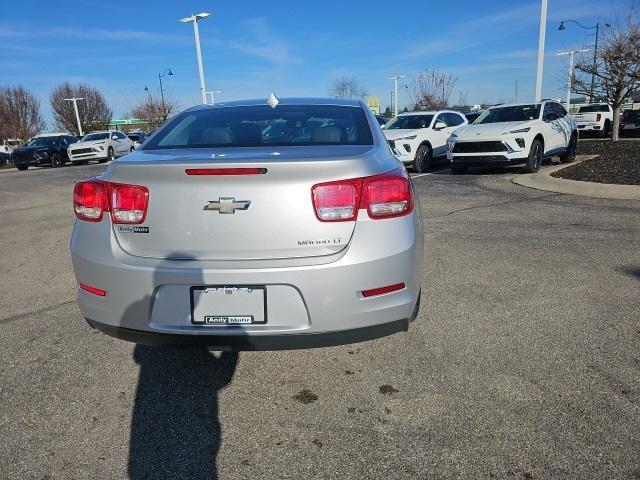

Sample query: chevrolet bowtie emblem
[203,197,251,214]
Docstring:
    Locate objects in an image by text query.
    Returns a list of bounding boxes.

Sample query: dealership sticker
[118,226,149,233]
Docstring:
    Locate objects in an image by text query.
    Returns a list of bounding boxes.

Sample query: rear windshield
[144,104,374,149]
[384,115,433,130]
[578,105,610,113]
[475,104,541,124]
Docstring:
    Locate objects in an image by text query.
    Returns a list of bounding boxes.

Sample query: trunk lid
[106,146,378,260]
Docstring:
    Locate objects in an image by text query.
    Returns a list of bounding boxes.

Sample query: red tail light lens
[107,183,149,224]
[362,282,406,297]
[311,168,413,222]
[73,180,108,222]
[79,282,107,296]
[311,179,362,221]
[596,113,602,122]
[73,179,148,224]
[363,169,413,219]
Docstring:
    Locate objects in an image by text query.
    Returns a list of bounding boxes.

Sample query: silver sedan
[70,97,424,350]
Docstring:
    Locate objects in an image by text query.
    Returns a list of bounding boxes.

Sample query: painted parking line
[410,168,450,178]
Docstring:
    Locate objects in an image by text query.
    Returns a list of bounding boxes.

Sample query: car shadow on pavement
[128,346,238,479]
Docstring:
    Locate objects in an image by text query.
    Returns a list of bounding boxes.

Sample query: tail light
[312,168,413,222]
[596,113,602,122]
[74,179,149,224]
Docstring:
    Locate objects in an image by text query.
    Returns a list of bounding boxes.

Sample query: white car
[574,103,613,137]
[447,101,577,174]
[382,110,468,172]
[68,131,134,165]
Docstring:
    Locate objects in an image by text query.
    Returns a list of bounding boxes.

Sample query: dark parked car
[126,131,147,148]
[621,109,640,136]
[375,115,389,126]
[464,111,484,123]
[11,133,78,170]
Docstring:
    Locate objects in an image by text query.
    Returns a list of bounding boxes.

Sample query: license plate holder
[190,285,267,326]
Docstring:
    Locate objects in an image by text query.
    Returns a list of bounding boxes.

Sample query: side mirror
[434,121,447,130]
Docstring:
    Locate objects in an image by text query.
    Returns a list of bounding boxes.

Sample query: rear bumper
[85,316,411,350]
[71,209,424,348]
[577,123,603,131]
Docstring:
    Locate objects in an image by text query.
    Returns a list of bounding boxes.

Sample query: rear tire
[602,120,611,138]
[16,164,28,171]
[50,153,62,168]
[524,139,543,173]
[560,134,577,163]
[413,144,431,173]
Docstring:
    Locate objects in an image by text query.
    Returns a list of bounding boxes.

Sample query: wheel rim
[534,144,542,169]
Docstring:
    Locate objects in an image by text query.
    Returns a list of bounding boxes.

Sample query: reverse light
[73,179,149,224]
[362,282,406,297]
[311,168,413,222]
[108,183,149,224]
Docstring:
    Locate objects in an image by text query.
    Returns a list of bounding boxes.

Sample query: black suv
[11,134,78,171]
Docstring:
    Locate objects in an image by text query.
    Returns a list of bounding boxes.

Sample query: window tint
[578,104,610,113]
[145,105,374,149]
[385,115,433,130]
[434,114,448,127]
[82,133,109,142]
[446,113,465,126]
[115,132,127,139]
[552,103,567,118]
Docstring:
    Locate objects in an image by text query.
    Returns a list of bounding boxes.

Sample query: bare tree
[458,90,469,108]
[0,85,45,140]
[130,94,179,130]
[50,82,112,135]
[572,9,640,140]
[328,77,368,100]
[410,69,457,110]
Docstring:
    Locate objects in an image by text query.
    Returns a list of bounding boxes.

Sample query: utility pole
[534,0,548,102]
[158,68,173,106]
[179,13,211,104]
[64,97,84,136]
[388,75,404,117]
[557,49,589,112]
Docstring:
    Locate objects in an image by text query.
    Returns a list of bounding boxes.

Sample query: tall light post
[158,68,173,106]
[179,12,211,104]
[64,97,84,136]
[557,49,589,111]
[534,0,548,102]
[388,75,404,117]
[205,90,222,105]
[558,21,610,103]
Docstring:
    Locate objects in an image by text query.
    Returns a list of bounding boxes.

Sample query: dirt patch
[293,389,318,404]
[552,140,640,185]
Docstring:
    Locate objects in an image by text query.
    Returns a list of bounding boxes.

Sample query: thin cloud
[228,18,295,65]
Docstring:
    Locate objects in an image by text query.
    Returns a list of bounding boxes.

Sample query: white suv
[382,110,467,172]
[68,131,134,165]
[447,101,577,174]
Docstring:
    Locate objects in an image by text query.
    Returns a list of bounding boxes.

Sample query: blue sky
[0,0,618,125]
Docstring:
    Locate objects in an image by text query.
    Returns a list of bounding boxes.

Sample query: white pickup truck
[574,103,613,137]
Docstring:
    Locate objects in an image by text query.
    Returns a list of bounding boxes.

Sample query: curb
[512,155,640,201]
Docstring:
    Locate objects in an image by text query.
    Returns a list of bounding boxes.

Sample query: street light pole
[388,75,404,117]
[64,97,84,136]
[557,49,589,111]
[558,20,610,103]
[534,0,548,102]
[158,68,173,106]
[179,13,211,104]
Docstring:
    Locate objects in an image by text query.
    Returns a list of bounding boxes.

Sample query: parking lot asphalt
[1,162,639,479]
